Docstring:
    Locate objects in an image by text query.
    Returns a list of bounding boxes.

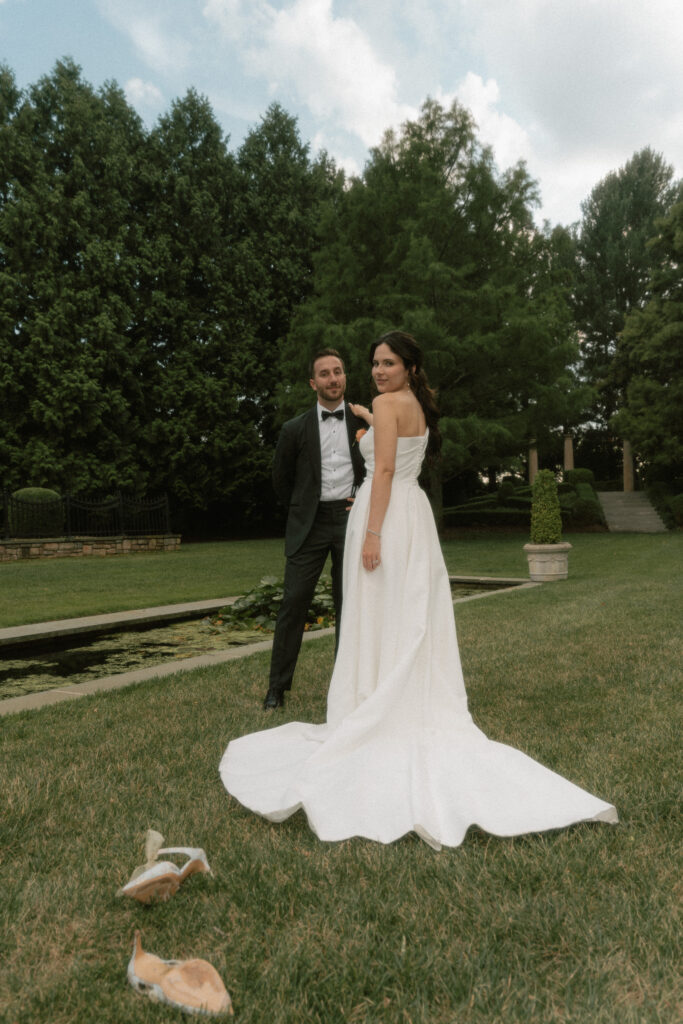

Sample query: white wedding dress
[220,429,617,849]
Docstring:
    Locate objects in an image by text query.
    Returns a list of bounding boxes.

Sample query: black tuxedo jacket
[272,402,366,557]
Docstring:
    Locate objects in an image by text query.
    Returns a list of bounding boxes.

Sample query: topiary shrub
[530,470,563,544]
[564,467,596,487]
[9,487,64,537]
[669,494,683,527]
[568,497,604,527]
[496,480,516,505]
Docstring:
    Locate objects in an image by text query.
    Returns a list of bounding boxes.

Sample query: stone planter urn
[525,469,571,582]
[523,541,572,581]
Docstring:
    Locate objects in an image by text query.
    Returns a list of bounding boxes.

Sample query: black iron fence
[1,490,172,539]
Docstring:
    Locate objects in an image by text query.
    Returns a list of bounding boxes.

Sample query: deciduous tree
[281,99,585,496]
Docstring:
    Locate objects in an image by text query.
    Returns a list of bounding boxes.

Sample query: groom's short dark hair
[310,348,345,377]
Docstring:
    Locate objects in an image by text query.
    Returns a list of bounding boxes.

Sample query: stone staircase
[596,491,668,533]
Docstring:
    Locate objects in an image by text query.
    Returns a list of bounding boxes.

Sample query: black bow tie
[322,409,344,421]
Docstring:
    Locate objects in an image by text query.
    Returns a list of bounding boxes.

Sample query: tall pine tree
[0,60,147,494]
[138,88,270,521]
[612,200,683,480]
[574,148,678,429]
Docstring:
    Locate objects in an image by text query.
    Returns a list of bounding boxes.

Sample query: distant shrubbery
[564,468,596,487]
[670,495,683,526]
[442,468,606,530]
[647,482,683,529]
[8,487,64,537]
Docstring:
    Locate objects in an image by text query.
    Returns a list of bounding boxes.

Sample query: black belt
[318,498,351,509]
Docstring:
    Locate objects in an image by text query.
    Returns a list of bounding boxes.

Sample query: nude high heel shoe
[127,931,233,1016]
[118,830,212,904]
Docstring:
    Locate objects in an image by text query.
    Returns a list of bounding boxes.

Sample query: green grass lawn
[1,532,681,1022]
[0,539,286,628]
[3,531,536,628]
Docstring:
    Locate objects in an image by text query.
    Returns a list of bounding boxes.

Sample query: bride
[220,331,617,850]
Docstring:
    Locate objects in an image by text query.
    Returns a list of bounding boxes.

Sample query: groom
[263,349,365,709]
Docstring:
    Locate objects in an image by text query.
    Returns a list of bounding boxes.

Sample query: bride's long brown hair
[370,331,442,458]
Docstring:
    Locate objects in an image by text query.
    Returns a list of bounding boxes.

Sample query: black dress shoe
[263,688,285,710]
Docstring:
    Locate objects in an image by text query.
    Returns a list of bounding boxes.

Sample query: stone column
[528,442,538,485]
[563,434,574,472]
[623,439,634,492]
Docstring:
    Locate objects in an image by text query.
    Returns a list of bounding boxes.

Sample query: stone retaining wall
[0,535,181,562]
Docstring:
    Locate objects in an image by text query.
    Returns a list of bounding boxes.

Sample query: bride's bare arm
[362,396,398,571]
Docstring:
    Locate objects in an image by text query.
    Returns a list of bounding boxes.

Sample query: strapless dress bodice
[359,427,428,484]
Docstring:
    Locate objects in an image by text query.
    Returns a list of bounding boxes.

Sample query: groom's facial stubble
[309,355,347,409]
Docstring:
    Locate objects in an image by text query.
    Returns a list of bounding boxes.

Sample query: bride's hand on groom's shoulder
[349,403,372,425]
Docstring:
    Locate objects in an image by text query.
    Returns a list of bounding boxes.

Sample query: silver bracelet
[366,528,381,537]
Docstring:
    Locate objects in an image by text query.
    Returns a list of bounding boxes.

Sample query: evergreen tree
[0,59,146,493]
[235,103,344,450]
[612,200,683,479]
[139,88,270,518]
[574,148,678,429]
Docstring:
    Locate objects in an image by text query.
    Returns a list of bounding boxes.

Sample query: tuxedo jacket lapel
[305,405,322,488]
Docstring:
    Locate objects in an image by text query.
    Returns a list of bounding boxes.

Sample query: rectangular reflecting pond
[1,579,525,700]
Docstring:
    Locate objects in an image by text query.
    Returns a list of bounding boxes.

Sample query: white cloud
[449,73,531,169]
[312,130,362,178]
[96,0,683,225]
[202,0,266,43]
[98,1,191,73]
[124,77,163,108]
[463,0,683,154]
[205,0,415,148]
[446,0,683,222]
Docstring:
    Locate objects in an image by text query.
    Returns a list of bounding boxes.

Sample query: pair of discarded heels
[119,830,233,1017]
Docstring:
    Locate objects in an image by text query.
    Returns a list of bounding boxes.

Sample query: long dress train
[219,429,617,850]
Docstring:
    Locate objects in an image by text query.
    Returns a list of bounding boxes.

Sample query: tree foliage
[0,60,147,493]
[281,99,588,488]
[611,200,683,478]
[2,61,679,530]
[574,148,679,427]
[234,104,344,452]
[0,66,333,528]
[137,88,270,514]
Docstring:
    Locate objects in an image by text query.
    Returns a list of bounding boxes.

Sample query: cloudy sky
[1,0,681,225]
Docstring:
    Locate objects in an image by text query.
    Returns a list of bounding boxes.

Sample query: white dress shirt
[318,402,355,500]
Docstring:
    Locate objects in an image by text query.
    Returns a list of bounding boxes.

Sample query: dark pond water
[1,580,521,699]
[0,619,267,699]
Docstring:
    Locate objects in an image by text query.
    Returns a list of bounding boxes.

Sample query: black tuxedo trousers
[268,498,350,693]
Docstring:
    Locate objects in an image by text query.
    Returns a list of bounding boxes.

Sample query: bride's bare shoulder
[371,393,401,410]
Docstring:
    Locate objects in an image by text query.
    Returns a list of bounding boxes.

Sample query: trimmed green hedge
[564,468,596,487]
[9,487,64,537]
[530,470,563,544]
[668,494,683,527]
[570,497,604,527]
[442,466,607,531]
[443,508,530,529]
